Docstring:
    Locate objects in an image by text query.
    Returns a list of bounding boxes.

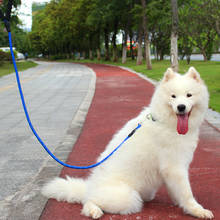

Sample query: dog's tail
[41,176,86,204]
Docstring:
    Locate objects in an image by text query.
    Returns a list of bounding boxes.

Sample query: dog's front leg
[161,166,213,219]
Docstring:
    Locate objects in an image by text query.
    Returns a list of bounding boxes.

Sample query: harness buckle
[146,113,156,122]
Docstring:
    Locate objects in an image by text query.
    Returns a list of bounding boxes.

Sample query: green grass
[70,58,220,112]
[0,61,38,77]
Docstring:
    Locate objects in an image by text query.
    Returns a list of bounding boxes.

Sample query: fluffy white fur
[42,67,213,219]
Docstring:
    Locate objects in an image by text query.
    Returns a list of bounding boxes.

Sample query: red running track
[40,64,220,220]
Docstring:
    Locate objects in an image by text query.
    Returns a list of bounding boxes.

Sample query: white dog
[42,67,213,219]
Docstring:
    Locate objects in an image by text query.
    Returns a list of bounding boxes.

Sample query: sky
[18,0,51,30]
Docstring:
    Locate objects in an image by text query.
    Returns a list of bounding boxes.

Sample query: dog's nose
[177,104,186,113]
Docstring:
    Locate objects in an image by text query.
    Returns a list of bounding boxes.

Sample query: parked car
[17,52,25,60]
[0,47,25,60]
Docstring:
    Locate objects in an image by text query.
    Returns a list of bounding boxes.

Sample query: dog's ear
[186,67,203,83]
[163,68,175,82]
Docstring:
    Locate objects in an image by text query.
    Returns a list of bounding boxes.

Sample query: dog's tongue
[177,114,189,135]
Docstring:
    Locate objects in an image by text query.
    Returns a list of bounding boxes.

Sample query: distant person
[24,52,28,60]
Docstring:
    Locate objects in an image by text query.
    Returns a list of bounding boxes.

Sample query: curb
[118,65,157,86]
[205,109,220,132]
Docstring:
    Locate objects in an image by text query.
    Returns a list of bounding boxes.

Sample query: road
[188,53,220,61]
[152,53,220,61]
[0,61,96,220]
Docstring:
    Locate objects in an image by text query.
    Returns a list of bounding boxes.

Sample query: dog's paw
[193,208,214,219]
[82,201,103,219]
[184,199,214,219]
[186,206,214,219]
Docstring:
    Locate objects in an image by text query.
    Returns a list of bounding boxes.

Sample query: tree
[0,0,22,48]
[136,24,143,65]
[92,0,113,61]
[122,29,128,64]
[147,0,171,61]
[132,1,143,65]
[120,0,134,64]
[178,35,193,64]
[112,17,119,62]
[0,0,21,13]
[179,0,218,61]
[29,0,220,63]
[141,0,152,69]
[86,0,102,60]
[170,0,178,72]
[202,0,220,38]
[115,0,139,64]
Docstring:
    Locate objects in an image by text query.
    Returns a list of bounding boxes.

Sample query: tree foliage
[2,0,219,63]
[179,0,219,61]
[0,0,22,49]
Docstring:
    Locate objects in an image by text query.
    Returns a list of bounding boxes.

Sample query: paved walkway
[0,62,95,220]
[40,64,220,220]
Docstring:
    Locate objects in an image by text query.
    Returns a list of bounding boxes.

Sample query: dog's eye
[171,94,176,98]
[187,93,192,98]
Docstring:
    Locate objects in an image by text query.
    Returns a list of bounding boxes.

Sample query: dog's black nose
[177,104,186,113]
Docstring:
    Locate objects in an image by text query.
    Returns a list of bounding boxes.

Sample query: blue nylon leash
[7,31,142,169]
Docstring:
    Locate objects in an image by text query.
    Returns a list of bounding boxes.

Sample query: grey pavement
[0,61,96,220]
[206,108,220,131]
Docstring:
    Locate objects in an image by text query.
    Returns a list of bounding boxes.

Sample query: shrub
[0,51,10,65]
[0,50,18,65]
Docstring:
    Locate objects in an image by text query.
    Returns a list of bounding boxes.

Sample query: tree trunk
[201,49,207,61]
[170,0,179,72]
[112,19,119,62]
[89,49,93,60]
[104,27,110,61]
[96,27,101,60]
[77,52,80,60]
[112,48,117,62]
[82,51,86,59]
[97,48,101,60]
[136,26,143,65]
[156,47,159,60]
[89,34,94,60]
[141,0,152,70]
[129,31,134,60]
[186,55,190,64]
[170,32,178,69]
[160,52,164,60]
[216,20,220,37]
[145,41,152,68]
[122,29,128,64]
